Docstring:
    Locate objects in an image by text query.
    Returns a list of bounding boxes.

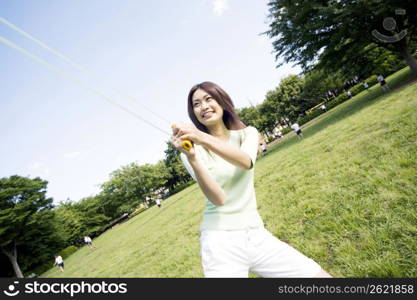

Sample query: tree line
[238,48,409,138]
[240,0,416,137]
[0,142,192,278]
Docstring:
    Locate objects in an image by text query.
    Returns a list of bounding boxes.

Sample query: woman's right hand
[170,132,197,159]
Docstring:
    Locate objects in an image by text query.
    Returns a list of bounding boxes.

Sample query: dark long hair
[187,81,246,133]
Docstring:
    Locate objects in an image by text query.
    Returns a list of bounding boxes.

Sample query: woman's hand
[170,134,196,158]
[171,123,206,146]
[170,123,202,159]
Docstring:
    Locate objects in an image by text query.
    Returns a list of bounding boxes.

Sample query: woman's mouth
[202,111,214,119]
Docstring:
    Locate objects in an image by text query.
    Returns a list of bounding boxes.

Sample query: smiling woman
[187,82,245,134]
[171,81,332,278]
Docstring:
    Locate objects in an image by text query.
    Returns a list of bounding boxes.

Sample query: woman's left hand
[171,123,206,145]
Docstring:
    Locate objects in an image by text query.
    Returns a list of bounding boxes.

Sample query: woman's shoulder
[230,126,259,144]
[244,126,258,133]
[236,126,259,137]
[232,125,258,134]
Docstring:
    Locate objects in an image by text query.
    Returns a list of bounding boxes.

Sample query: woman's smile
[192,88,224,126]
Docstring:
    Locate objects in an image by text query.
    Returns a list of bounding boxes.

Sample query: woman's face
[192,88,224,127]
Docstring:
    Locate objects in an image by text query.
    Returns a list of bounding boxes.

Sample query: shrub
[60,245,78,259]
[365,75,378,86]
[24,245,78,277]
[326,93,349,110]
[26,262,50,278]
[281,127,292,135]
[265,136,274,143]
[298,108,324,126]
[168,180,195,196]
[350,83,365,95]
[129,206,147,218]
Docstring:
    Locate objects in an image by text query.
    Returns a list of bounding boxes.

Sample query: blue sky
[0,0,301,203]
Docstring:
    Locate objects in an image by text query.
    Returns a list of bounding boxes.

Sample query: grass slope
[42,71,417,278]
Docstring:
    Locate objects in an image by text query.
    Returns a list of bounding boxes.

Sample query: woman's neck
[207,122,229,141]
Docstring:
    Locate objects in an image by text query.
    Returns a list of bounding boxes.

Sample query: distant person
[320,104,327,112]
[377,74,390,93]
[260,142,267,153]
[291,122,303,139]
[84,236,94,248]
[346,90,352,98]
[353,75,359,83]
[363,82,370,92]
[155,198,162,208]
[54,255,64,272]
[273,127,283,139]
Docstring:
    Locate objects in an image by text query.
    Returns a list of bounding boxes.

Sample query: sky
[0,0,301,203]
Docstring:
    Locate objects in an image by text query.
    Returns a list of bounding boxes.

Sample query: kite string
[0,35,171,137]
[0,17,171,125]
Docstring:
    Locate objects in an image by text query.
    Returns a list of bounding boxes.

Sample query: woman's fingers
[170,136,181,148]
[179,133,192,141]
[171,123,201,148]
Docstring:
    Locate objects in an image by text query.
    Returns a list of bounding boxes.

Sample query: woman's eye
[193,102,200,107]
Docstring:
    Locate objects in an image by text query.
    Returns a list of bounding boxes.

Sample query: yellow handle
[171,124,193,151]
[181,140,193,151]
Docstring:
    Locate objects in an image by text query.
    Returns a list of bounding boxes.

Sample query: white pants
[200,227,322,278]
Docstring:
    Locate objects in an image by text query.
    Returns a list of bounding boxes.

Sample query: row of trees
[0,142,192,278]
[265,0,417,76]
[237,46,407,136]
[0,176,60,277]
[239,0,417,136]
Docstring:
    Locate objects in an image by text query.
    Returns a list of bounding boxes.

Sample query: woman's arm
[172,137,225,206]
[173,124,255,170]
[187,155,225,206]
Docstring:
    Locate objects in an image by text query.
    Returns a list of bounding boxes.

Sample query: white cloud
[63,151,82,159]
[63,149,92,159]
[30,162,42,169]
[28,161,51,177]
[215,65,225,72]
[180,19,190,25]
[116,152,140,166]
[212,0,229,16]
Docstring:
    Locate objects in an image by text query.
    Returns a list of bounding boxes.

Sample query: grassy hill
[42,70,417,278]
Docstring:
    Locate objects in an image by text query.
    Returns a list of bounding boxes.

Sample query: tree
[302,68,344,105]
[163,142,192,193]
[353,45,407,77]
[265,0,417,76]
[100,162,168,219]
[53,202,87,245]
[258,90,282,132]
[17,209,64,275]
[260,75,307,124]
[237,106,268,133]
[0,175,54,277]
[53,197,110,245]
[75,196,111,235]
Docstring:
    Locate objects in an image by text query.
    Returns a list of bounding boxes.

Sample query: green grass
[42,69,417,278]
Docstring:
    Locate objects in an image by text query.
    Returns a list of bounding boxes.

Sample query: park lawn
[42,71,417,278]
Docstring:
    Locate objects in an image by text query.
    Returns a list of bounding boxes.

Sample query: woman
[54,255,64,272]
[171,81,331,278]
[377,74,390,93]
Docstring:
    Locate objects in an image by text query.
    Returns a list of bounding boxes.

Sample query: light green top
[181,126,264,231]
